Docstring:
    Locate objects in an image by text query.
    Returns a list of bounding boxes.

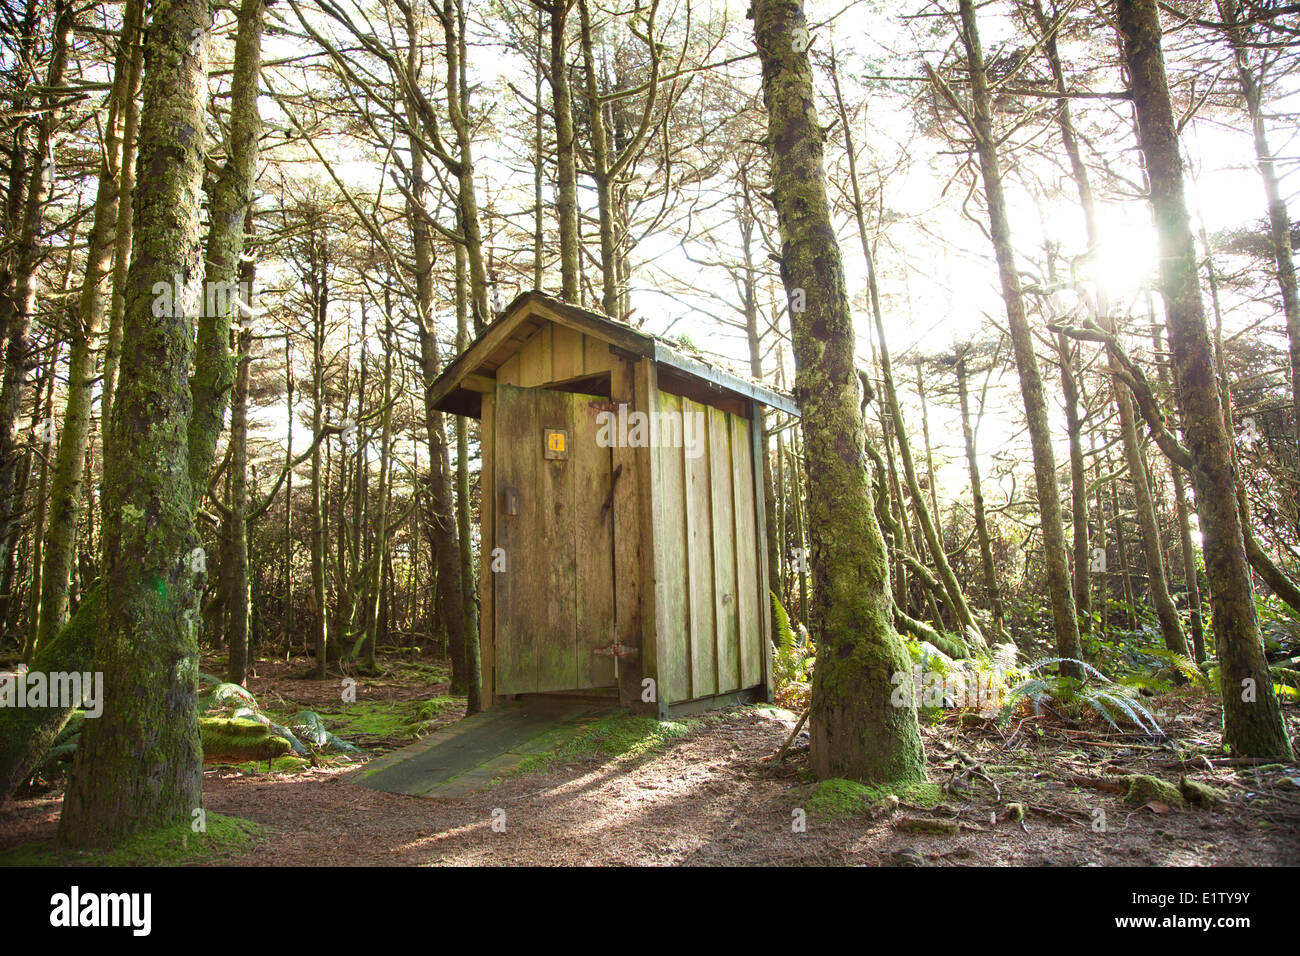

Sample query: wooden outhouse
[430,291,799,716]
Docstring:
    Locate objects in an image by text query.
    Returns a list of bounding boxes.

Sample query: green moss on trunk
[0,586,100,804]
[752,0,925,786]
[1116,0,1292,759]
[56,0,213,849]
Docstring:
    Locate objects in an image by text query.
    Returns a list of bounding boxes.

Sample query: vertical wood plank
[731,413,762,690]
[480,390,497,708]
[685,398,717,698]
[492,385,533,693]
[751,400,775,701]
[610,356,644,706]
[709,406,740,694]
[497,352,521,386]
[634,358,662,710]
[552,325,584,381]
[574,391,617,688]
[653,390,689,705]
[536,387,578,691]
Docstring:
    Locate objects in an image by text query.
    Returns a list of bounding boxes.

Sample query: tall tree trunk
[1109,318,1190,656]
[1108,448,1137,630]
[0,0,40,359]
[957,0,1082,674]
[22,343,59,661]
[1116,0,1291,757]
[309,233,329,678]
[402,6,468,698]
[58,0,213,846]
[188,0,264,498]
[443,0,491,333]
[0,0,73,597]
[753,0,925,784]
[454,241,480,712]
[1216,0,1300,467]
[225,248,255,686]
[548,0,580,302]
[956,354,1005,634]
[1055,331,1092,635]
[36,0,144,648]
[283,336,295,653]
[100,0,145,427]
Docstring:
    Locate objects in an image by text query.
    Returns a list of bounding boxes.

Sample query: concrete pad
[352,698,613,798]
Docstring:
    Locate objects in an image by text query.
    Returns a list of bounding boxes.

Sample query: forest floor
[2,650,1298,866]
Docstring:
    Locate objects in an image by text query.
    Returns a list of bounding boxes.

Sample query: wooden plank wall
[492,386,616,696]
[651,392,765,705]
[497,323,614,387]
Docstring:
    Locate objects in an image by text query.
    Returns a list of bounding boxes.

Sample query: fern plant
[998,657,1164,736]
[1129,647,1212,692]
[772,592,814,692]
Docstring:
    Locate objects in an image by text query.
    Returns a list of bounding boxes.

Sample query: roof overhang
[429,291,800,419]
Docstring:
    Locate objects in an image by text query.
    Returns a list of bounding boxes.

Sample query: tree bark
[753,0,925,784]
[1116,0,1291,757]
[956,353,1005,634]
[957,0,1082,674]
[0,0,72,595]
[36,0,144,649]
[58,0,214,846]
[1055,331,1093,635]
[1216,0,1300,467]
[188,0,264,498]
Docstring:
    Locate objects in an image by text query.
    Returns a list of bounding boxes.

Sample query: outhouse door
[492,384,618,695]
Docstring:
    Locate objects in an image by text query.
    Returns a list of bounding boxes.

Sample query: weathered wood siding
[492,385,616,695]
[496,323,614,387]
[651,391,766,705]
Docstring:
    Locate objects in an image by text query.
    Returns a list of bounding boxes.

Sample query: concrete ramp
[352,698,613,798]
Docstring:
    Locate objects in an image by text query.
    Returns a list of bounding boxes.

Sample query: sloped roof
[429,290,800,418]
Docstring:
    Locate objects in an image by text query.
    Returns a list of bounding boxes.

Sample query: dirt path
[4,705,1296,866]
[3,654,1297,866]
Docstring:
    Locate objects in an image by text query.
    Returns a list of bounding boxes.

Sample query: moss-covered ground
[800,777,945,818]
[0,812,264,867]
[514,712,700,774]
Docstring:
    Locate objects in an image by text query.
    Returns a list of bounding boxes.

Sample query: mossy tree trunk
[22,345,58,661]
[57,0,214,847]
[447,1,483,702]
[828,51,982,649]
[307,228,329,677]
[752,0,925,784]
[188,0,263,498]
[0,0,40,358]
[223,247,255,686]
[956,0,1083,675]
[100,0,145,428]
[453,242,481,711]
[1116,0,1291,758]
[1148,317,1205,660]
[36,0,144,651]
[441,0,491,334]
